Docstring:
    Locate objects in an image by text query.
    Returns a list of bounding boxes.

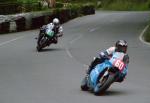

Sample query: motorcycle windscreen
[47,31,54,37]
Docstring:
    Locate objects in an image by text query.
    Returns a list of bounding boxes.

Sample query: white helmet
[53,18,60,26]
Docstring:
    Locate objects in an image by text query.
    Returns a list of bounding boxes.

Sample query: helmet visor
[54,22,59,27]
[118,45,127,53]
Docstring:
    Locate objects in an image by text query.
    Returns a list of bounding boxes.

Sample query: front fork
[99,68,109,85]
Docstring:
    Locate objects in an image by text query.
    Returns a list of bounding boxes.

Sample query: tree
[49,0,56,8]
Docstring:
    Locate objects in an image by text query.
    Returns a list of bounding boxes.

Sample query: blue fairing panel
[89,61,112,87]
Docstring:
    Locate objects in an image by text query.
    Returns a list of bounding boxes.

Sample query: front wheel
[94,74,115,95]
[36,35,48,52]
[36,34,44,52]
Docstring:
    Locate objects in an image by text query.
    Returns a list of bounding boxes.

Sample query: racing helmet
[53,18,60,26]
[115,40,128,53]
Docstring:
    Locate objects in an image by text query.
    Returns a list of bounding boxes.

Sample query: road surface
[0,11,150,103]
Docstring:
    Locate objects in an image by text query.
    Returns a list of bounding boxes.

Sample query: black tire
[36,35,47,52]
[94,74,115,95]
[36,34,43,52]
[36,45,42,52]
[81,77,89,91]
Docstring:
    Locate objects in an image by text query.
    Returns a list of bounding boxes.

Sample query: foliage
[0,0,39,3]
[57,0,98,3]
[144,26,150,42]
[55,2,64,8]
[17,0,39,3]
[101,0,150,11]
[0,0,16,3]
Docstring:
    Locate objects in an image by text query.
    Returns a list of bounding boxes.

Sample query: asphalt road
[0,11,150,103]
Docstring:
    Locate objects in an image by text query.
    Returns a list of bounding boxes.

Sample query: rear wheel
[36,40,43,52]
[81,77,89,91]
[36,45,42,52]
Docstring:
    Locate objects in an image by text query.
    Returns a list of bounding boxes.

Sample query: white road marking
[89,28,96,32]
[0,36,25,46]
[139,25,150,46]
[66,34,84,58]
[110,19,116,23]
[70,35,83,44]
[65,47,73,58]
[65,34,89,67]
[89,27,98,32]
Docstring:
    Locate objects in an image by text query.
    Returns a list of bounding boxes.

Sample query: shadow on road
[80,89,128,96]
[37,48,64,52]
[101,90,128,96]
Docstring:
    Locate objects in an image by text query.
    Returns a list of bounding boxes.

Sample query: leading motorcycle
[36,25,61,52]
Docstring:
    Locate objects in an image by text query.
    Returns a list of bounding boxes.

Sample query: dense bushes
[0,2,41,15]
[0,3,20,15]
[16,0,38,3]
[81,4,95,15]
[101,0,150,11]
[0,3,95,34]
[144,26,150,42]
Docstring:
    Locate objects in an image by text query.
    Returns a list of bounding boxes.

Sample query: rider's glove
[99,52,109,60]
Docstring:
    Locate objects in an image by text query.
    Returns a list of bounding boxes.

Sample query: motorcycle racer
[86,40,129,82]
[38,18,63,45]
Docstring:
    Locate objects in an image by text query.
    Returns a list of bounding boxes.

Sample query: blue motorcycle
[81,52,126,95]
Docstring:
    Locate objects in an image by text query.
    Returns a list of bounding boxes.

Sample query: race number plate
[113,59,125,72]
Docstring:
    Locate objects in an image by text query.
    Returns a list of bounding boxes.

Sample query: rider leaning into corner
[86,40,129,82]
[38,18,63,45]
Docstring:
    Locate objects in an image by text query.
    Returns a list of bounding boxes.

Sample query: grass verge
[144,25,150,42]
[101,0,150,11]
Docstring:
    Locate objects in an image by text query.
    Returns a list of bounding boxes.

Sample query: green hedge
[144,25,150,42]
[0,3,20,15]
[81,3,95,15]
[16,0,38,3]
[101,0,150,11]
[0,2,41,15]
[0,3,95,34]
[56,2,64,8]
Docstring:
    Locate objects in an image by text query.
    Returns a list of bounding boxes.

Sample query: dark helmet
[115,40,128,53]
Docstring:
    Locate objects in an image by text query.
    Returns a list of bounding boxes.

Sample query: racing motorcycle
[36,25,60,52]
[81,52,126,95]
